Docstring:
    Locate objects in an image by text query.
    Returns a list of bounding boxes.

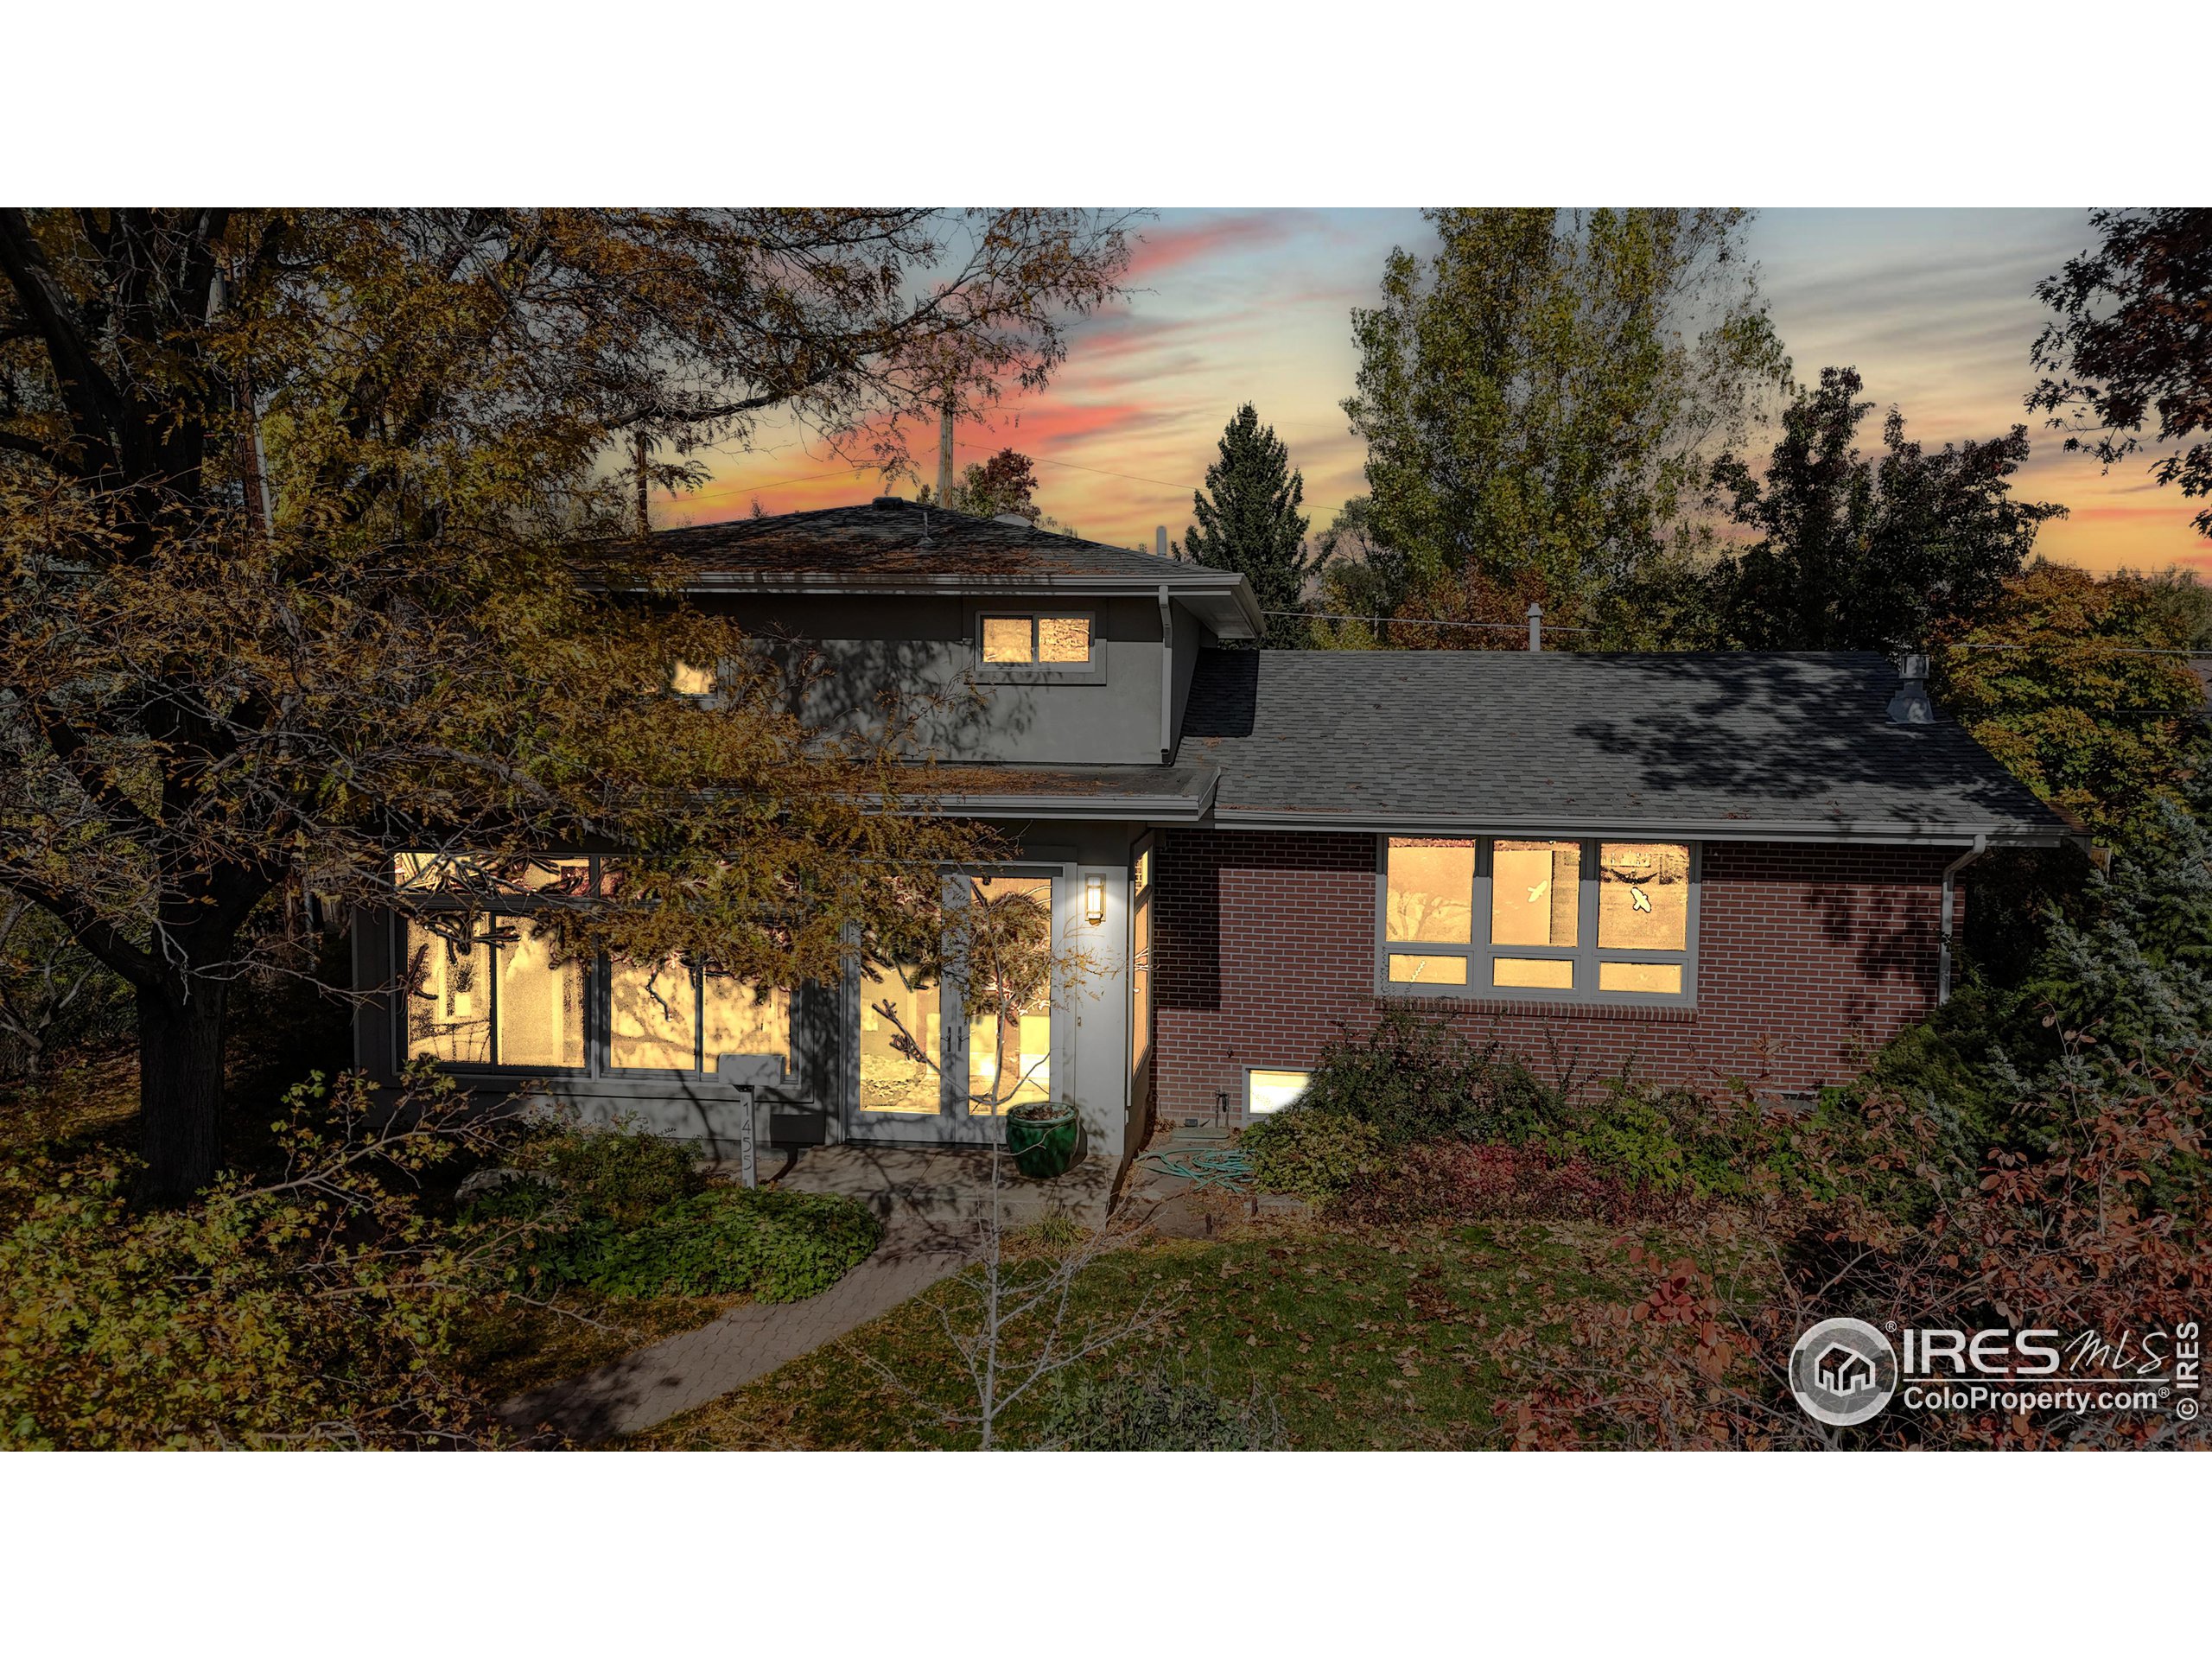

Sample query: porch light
[1084,874,1105,926]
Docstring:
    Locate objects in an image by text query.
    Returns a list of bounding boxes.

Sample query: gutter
[1938,833,1987,1005]
[1159,584,1174,762]
[1205,808,2068,848]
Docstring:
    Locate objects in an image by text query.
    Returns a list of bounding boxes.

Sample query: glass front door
[847,871,1058,1144]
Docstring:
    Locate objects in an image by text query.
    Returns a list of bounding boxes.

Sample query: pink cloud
[1124,213,1292,283]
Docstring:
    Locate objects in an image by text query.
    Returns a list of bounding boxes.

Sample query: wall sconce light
[1084,874,1105,926]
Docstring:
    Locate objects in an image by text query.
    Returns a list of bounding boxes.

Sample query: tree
[1697,366,2065,653]
[952,448,1041,518]
[1342,208,1789,618]
[1175,404,1324,645]
[0,208,1132,1202]
[2031,208,2212,541]
[1931,563,2211,844]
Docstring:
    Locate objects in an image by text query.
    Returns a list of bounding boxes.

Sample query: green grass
[636,1215,1683,1451]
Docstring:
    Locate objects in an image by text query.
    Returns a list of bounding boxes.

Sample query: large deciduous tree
[0,208,1132,1202]
[2031,208,2212,542]
[1341,208,1789,621]
[1176,404,1324,645]
[1695,366,2064,653]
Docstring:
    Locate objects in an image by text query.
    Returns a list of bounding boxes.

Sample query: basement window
[1246,1068,1313,1115]
[1379,837,1696,1004]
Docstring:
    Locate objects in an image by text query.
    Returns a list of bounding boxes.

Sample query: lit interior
[1248,1069,1313,1114]
[966,874,1052,1114]
[1386,838,1473,943]
[609,957,700,1071]
[859,963,942,1113]
[1491,840,1580,947]
[1599,961,1683,995]
[404,922,490,1065]
[703,974,791,1072]
[497,923,585,1070]
[1599,842,1689,951]
[1037,617,1090,662]
[981,617,1032,663]
[1493,957,1574,990]
[1389,953,1469,984]
[671,660,715,696]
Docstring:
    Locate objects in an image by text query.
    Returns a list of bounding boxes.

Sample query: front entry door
[844,870,1060,1146]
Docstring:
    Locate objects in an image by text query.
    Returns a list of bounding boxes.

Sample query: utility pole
[936,389,956,506]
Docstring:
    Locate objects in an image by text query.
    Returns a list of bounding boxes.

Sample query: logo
[1789,1317,1899,1427]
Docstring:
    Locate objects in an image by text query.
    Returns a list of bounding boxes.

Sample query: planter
[1004,1103,1082,1180]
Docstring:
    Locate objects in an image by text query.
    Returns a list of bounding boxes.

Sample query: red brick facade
[1150,830,1961,1120]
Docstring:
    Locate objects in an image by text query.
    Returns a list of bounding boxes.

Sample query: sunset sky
[663,208,2209,579]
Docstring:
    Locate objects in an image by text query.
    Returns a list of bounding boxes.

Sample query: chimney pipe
[1526,602,1542,652]
[936,394,954,505]
[1888,651,1934,723]
[1156,524,1169,560]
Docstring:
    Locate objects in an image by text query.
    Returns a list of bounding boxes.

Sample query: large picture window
[1381,837,1694,1003]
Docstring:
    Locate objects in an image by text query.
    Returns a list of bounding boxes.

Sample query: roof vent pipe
[1526,602,1542,652]
[1888,651,1934,724]
[1156,525,1169,560]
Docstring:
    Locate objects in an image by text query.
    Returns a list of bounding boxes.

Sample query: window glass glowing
[966,875,1052,1115]
[1388,952,1469,985]
[1599,961,1683,995]
[404,922,491,1065]
[609,957,698,1071]
[1598,842,1690,951]
[1386,839,1473,944]
[859,962,941,1114]
[671,660,715,696]
[1493,957,1575,990]
[1247,1069,1313,1115]
[981,617,1033,663]
[496,921,586,1070]
[1038,617,1091,662]
[1491,840,1580,947]
[703,975,791,1073]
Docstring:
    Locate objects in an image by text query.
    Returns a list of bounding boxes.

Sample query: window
[1247,1068,1313,1115]
[1380,837,1694,1002]
[404,915,585,1069]
[978,613,1092,664]
[609,957,790,1075]
[858,958,943,1114]
[964,874,1053,1116]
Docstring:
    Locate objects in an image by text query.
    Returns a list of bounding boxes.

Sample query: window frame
[1372,835,1700,1008]
[967,605,1103,684]
[395,870,594,1076]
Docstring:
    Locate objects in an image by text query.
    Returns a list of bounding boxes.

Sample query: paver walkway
[503,1218,971,1444]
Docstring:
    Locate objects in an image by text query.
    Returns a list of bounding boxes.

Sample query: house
[1815,1343,1878,1397]
[352,497,2074,1182]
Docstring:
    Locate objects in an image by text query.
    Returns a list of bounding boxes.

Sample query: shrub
[1040,1364,1288,1450]
[1239,1109,1384,1204]
[0,1067,513,1450]
[1295,1009,1565,1147]
[567,1187,880,1302]
[466,1120,880,1304]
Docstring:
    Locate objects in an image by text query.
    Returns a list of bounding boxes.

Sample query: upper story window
[980,613,1092,664]
[1380,836,1694,1003]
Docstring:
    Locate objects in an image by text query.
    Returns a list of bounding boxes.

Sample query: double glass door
[849,872,1058,1143]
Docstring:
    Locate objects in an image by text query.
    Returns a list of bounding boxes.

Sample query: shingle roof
[651,499,1202,582]
[1177,649,2072,844]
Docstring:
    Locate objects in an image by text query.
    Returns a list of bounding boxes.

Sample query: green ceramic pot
[1004,1103,1082,1180]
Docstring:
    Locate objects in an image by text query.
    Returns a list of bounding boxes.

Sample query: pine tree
[1177,404,1325,646]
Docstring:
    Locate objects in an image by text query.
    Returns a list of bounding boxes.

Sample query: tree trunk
[135,978,230,1205]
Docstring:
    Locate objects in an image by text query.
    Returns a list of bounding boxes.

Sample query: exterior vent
[1887,652,1934,724]
[991,512,1031,527]
[871,494,904,509]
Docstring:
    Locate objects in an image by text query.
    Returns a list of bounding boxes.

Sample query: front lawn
[635,1215,1726,1450]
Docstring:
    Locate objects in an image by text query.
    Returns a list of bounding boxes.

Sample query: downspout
[1158,583,1173,763]
[1938,834,1986,1005]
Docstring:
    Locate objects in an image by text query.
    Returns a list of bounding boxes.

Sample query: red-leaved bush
[1337,1141,1694,1228]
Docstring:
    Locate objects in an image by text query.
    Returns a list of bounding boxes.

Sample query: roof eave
[1209,807,2075,847]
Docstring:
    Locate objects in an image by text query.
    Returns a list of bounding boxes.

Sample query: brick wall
[1150,830,1961,1121]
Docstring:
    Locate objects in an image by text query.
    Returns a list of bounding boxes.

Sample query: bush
[567,1187,880,1302]
[466,1120,880,1304]
[1040,1365,1288,1450]
[1339,1141,1654,1226]
[1239,1109,1383,1204]
[1294,1009,1566,1147]
[0,1067,512,1450]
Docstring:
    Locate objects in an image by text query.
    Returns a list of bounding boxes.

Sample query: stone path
[503,1219,970,1445]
